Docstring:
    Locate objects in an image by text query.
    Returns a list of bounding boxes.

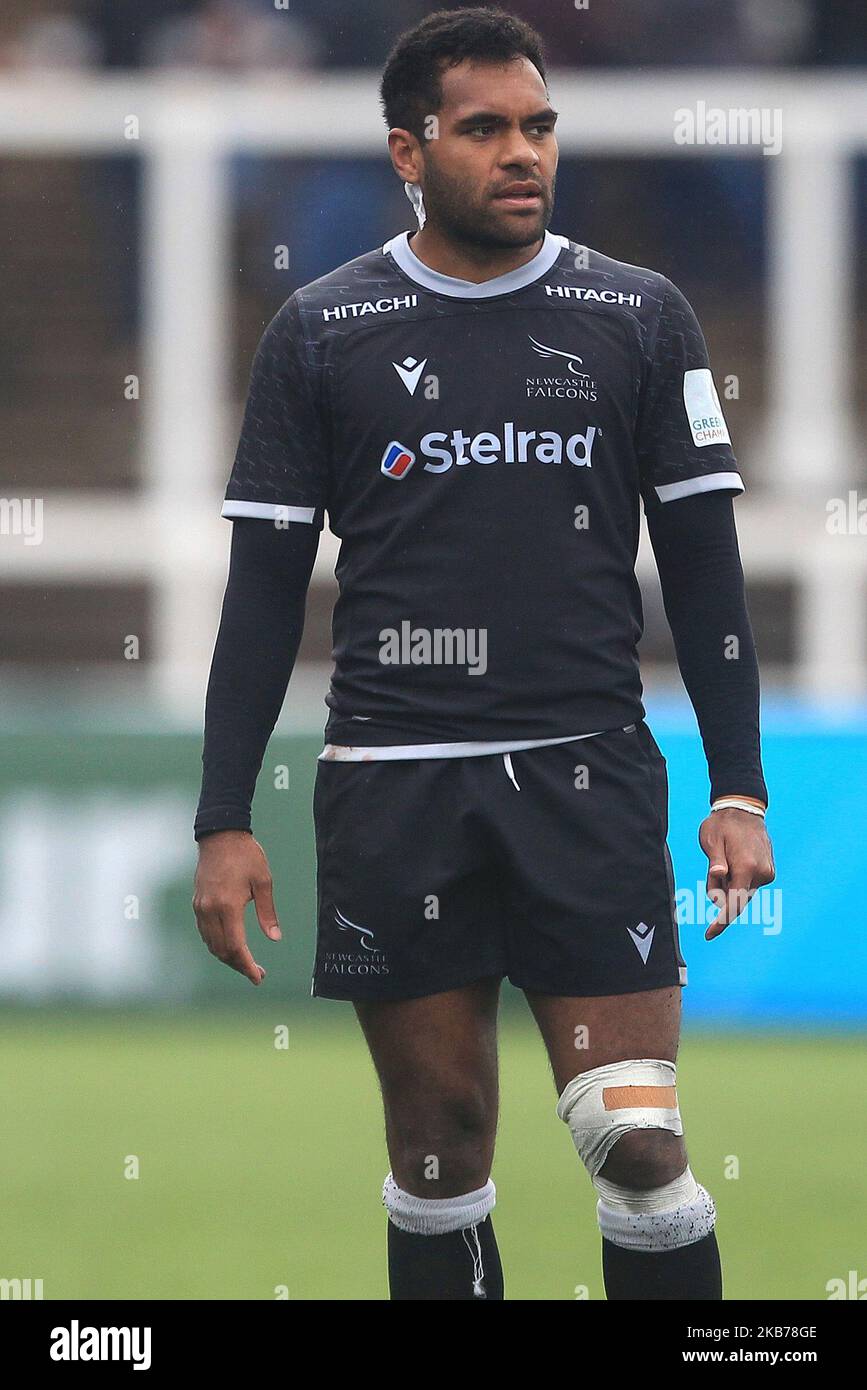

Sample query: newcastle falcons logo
[528,335,590,377]
[334,906,376,950]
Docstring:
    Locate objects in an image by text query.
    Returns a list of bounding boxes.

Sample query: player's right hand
[192,832,282,985]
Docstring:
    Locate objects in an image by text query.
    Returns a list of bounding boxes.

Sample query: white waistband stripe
[319,731,608,762]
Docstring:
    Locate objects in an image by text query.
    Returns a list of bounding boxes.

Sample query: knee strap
[556,1058,683,1179]
[595,1167,717,1251]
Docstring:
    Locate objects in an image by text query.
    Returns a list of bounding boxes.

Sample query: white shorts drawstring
[494,726,637,793]
[502,752,521,791]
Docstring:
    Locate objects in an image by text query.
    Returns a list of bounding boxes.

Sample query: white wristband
[711,798,766,818]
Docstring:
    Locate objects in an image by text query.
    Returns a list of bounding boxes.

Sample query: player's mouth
[492,182,544,211]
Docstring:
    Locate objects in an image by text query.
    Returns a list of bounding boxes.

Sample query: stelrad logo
[381,422,600,478]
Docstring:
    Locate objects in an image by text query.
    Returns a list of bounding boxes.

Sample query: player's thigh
[355,978,501,1189]
[356,976,501,1111]
[525,984,680,1094]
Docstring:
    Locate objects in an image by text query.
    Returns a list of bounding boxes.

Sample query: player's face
[421,57,558,250]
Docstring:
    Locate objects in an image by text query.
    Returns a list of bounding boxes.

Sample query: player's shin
[382,1173,504,1300]
[596,1168,722,1300]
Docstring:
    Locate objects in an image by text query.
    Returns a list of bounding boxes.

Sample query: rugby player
[193,7,775,1300]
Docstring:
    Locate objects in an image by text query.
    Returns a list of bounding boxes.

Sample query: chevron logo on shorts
[627,921,655,964]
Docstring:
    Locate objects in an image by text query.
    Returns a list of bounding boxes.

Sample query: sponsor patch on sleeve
[683,368,731,448]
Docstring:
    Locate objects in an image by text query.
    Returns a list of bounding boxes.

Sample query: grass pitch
[0,1008,862,1300]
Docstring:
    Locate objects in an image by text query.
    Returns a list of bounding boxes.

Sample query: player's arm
[193,297,327,983]
[646,491,774,939]
[636,276,774,939]
[193,519,318,983]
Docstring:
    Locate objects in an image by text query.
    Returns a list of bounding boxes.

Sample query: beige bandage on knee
[556,1058,683,1179]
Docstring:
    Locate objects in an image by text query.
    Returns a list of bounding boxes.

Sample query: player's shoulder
[548,236,677,322]
[285,243,411,333]
[249,244,410,380]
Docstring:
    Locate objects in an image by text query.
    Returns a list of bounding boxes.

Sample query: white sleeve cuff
[221,500,317,523]
[654,472,744,504]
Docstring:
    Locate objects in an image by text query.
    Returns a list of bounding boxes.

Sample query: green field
[1,1009,863,1301]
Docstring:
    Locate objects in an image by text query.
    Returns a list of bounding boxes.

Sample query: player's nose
[498,129,542,171]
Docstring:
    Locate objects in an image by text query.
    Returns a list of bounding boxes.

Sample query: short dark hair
[381,7,548,139]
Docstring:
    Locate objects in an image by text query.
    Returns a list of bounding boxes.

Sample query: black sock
[387,1216,504,1300]
[602,1230,723,1300]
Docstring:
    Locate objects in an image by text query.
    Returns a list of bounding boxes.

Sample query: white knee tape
[556,1059,683,1180]
[382,1173,496,1235]
[595,1167,717,1251]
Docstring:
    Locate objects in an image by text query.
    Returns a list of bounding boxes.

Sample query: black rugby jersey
[223,230,743,747]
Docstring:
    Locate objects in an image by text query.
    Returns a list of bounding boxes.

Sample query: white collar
[383,230,569,300]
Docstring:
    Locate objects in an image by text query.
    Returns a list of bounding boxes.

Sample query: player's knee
[556,1058,684,1182]
[599,1127,687,1189]
[387,1082,495,1190]
[441,1084,495,1141]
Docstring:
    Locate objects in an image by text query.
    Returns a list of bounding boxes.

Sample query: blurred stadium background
[0,0,865,1300]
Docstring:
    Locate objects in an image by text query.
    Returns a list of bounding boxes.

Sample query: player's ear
[387,127,422,184]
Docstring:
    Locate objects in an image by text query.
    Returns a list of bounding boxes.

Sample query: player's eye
[528,123,555,137]
[467,123,496,137]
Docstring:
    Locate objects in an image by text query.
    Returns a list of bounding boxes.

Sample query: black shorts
[311,720,686,1002]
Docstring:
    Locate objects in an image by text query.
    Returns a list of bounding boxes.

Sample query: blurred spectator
[1,0,864,71]
[88,0,194,68]
[503,0,815,67]
[736,0,815,65]
[13,14,102,69]
[86,0,426,72]
[288,0,430,68]
[809,0,867,65]
[144,0,320,72]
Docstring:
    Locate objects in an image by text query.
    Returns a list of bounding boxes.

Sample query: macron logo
[393,355,428,396]
[627,921,655,964]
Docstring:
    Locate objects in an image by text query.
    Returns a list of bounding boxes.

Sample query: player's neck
[407,226,546,284]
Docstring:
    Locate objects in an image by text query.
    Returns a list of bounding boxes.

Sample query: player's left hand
[699,809,775,940]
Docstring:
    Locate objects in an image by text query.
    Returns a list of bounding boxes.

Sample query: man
[193,7,775,1301]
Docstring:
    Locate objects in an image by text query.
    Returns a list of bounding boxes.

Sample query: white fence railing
[0,72,865,712]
